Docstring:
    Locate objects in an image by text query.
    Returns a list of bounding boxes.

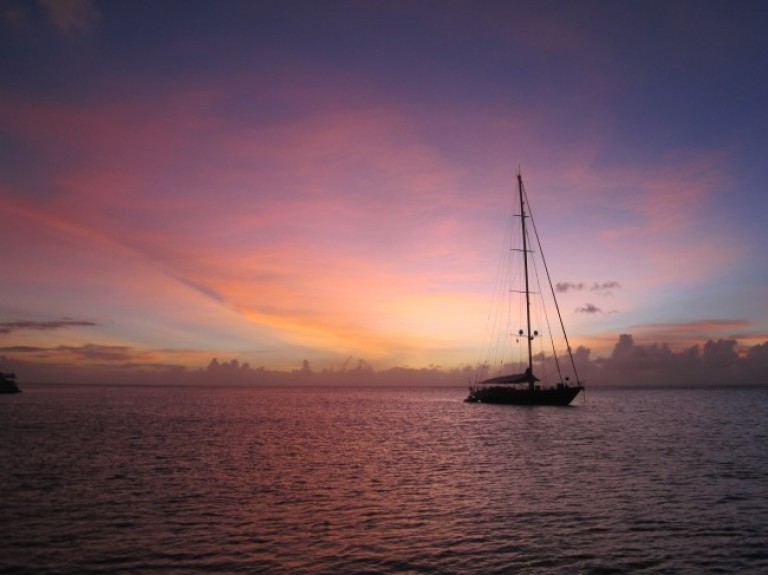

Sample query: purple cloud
[0,319,97,335]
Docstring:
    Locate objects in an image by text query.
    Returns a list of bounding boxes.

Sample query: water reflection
[1,385,767,574]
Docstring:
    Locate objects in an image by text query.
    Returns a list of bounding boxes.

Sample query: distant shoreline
[12,382,768,390]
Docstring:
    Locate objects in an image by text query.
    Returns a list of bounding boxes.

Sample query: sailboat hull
[465,384,582,406]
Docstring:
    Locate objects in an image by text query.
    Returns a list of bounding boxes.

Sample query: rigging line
[529,253,564,382]
[522,183,582,385]
[477,193,516,381]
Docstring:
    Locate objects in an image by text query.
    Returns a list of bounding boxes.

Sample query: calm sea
[1,385,767,574]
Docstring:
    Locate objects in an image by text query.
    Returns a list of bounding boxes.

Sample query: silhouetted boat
[0,372,21,394]
[466,172,583,406]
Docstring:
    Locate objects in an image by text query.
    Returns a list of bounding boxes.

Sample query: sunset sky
[2,1,767,380]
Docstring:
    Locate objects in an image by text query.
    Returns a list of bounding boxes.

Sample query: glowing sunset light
[2,1,767,385]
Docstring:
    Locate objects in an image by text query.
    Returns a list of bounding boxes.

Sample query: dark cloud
[583,333,766,386]
[556,282,584,293]
[592,281,621,292]
[0,346,47,352]
[576,303,602,314]
[557,281,621,294]
[4,335,768,387]
[0,319,97,334]
[0,343,143,362]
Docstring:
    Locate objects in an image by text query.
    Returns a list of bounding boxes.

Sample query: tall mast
[518,172,534,391]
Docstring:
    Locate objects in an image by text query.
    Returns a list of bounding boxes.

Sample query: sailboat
[466,172,583,406]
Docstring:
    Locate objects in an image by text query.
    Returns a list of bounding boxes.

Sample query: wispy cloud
[0,319,97,335]
[0,342,149,362]
[634,319,751,332]
[0,79,492,365]
[0,345,47,352]
[57,343,139,362]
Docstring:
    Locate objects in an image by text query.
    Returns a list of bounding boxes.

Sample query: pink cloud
[2,79,497,366]
[0,61,755,371]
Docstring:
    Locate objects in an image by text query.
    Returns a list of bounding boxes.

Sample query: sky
[1,0,768,384]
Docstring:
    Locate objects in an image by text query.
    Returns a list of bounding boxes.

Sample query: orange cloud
[2,83,493,368]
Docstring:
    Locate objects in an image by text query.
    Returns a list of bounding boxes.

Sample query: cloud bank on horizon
[1,0,767,382]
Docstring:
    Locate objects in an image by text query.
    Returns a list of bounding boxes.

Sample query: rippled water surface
[2,385,767,574]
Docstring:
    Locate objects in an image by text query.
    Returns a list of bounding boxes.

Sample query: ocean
[1,385,767,574]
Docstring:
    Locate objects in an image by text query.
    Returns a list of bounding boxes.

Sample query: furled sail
[480,369,539,385]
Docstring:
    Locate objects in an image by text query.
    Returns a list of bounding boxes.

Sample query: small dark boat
[0,372,21,394]
[466,172,583,406]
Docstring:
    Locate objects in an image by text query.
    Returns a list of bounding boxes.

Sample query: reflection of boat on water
[466,172,583,406]
[1,372,21,394]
